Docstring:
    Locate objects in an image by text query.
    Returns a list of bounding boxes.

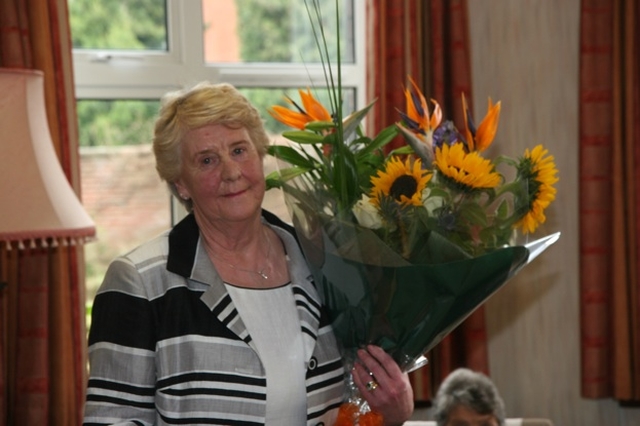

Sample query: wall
[80,145,171,299]
[415,1,640,425]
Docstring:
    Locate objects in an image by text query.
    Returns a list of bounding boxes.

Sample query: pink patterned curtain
[367,0,488,402]
[579,0,640,400]
[0,0,87,424]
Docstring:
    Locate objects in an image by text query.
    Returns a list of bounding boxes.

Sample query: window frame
[72,0,367,109]
[72,0,367,223]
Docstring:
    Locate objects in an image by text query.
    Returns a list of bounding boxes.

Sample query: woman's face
[174,123,265,226]
[445,404,499,426]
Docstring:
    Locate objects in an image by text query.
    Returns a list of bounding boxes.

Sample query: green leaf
[496,198,510,219]
[281,130,326,144]
[268,145,317,169]
[458,202,489,227]
[389,145,415,156]
[265,176,283,190]
[427,187,451,200]
[358,124,399,157]
[342,100,377,140]
[305,120,336,132]
[331,146,360,212]
[268,166,310,180]
[265,165,315,191]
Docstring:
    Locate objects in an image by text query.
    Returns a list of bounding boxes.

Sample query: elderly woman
[433,368,506,426]
[84,82,414,425]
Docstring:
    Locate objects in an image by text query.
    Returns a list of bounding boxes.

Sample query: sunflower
[370,156,431,207]
[269,88,332,130]
[434,143,501,190]
[514,145,559,234]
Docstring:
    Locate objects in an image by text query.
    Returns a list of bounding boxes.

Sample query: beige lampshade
[0,68,95,249]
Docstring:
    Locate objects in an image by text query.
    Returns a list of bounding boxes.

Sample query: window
[70,0,366,306]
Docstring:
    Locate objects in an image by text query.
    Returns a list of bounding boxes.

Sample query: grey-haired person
[433,368,506,426]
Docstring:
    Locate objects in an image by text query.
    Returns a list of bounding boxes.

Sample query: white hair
[433,368,506,426]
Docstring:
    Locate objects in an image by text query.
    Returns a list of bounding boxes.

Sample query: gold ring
[366,380,379,391]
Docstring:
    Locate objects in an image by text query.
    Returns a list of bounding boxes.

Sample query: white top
[225,282,307,425]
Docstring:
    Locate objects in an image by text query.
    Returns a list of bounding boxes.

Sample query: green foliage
[267,103,399,216]
[69,0,353,146]
[69,0,166,50]
[76,100,159,146]
[238,0,291,61]
[237,0,350,63]
[69,0,164,146]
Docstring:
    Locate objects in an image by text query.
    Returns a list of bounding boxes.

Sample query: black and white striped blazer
[84,211,345,426]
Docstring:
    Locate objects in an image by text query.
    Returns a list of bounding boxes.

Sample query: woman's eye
[200,156,218,166]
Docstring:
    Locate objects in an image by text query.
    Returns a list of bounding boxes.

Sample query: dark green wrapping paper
[284,180,560,373]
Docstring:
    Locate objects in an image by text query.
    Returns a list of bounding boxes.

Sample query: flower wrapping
[265,2,560,423]
[267,84,559,422]
[284,179,557,373]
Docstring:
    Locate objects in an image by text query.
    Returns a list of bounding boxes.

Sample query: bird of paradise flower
[389,81,559,254]
[269,88,333,131]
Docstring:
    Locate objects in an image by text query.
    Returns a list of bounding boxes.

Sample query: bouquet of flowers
[265,1,559,424]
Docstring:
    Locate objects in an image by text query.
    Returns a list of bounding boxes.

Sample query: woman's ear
[174,180,190,200]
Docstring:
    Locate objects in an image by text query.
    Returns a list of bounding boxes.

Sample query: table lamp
[0,68,95,250]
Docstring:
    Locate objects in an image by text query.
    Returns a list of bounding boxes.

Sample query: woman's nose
[220,157,241,180]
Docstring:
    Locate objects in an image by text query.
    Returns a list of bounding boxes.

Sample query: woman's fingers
[355,345,401,388]
[353,345,414,426]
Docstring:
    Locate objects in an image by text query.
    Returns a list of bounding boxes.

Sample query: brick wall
[80,144,171,298]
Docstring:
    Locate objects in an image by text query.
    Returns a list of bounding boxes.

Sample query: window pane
[203,0,355,63]
[78,100,171,303]
[77,100,160,147]
[69,0,167,50]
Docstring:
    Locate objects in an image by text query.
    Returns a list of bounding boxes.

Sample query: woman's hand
[352,345,414,426]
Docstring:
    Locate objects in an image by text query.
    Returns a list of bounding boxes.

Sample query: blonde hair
[153,82,270,211]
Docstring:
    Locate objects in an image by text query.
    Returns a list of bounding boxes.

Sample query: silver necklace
[210,231,272,280]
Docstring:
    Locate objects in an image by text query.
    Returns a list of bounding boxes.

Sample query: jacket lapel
[193,240,255,347]
[166,215,254,348]
[166,212,322,362]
